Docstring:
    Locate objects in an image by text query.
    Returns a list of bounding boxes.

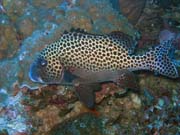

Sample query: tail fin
[135,40,179,78]
[147,40,178,78]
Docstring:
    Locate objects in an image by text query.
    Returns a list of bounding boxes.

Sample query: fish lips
[29,63,45,84]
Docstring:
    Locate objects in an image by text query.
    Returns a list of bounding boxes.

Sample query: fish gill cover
[0,0,180,135]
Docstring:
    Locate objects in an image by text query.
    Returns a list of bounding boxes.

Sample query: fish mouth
[29,64,44,83]
[29,72,44,83]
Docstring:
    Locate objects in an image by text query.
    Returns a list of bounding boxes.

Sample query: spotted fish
[29,29,178,108]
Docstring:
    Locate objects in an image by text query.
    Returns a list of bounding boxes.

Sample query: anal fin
[108,31,137,54]
[114,70,139,92]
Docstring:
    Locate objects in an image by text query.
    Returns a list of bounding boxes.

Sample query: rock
[118,0,146,25]
[4,0,28,23]
[65,8,93,32]
[16,16,36,38]
[31,0,62,9]
[35,105,61,134]
[131,93,142,109]
[49,113,105,135]
[0,24,19,60]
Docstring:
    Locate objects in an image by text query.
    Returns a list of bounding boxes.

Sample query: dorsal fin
[63,28,88,35]
[62,29,87,37]
[63,30,68,34]
[108,31,137,54]
[70,28,88,33]
[108,31,134,43]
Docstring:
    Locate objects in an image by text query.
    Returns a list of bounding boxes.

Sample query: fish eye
[40,59,47,67]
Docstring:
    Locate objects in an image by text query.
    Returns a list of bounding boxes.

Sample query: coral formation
[0,0,180,134]
[0,89,31,134]
[0,22,19,59]
[16,16,36,38]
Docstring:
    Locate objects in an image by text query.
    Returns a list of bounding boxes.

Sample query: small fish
[29,29,178,108]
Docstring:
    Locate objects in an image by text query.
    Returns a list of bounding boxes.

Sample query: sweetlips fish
[29,29,178,108]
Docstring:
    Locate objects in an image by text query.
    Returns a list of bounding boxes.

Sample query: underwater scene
[0,0,180,134]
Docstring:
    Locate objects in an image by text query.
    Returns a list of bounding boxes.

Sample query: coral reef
[141,89,180,134]
[0,89,31,135]
[49,113,106,135]
[0,0,180,134]
[21,84,142,135]
[0,21,19,59]
[135,0,180,39]
[118,0,146,24]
